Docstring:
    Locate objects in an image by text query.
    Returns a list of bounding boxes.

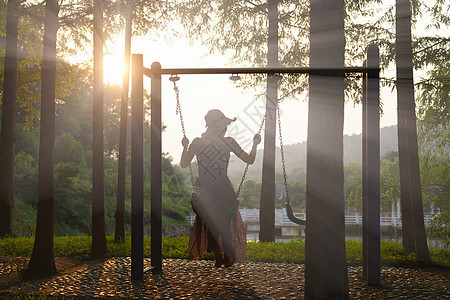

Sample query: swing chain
[236,106,266,198]
[172,75,266,198]
[173,81,186,137]
[172,79,195,190]
[277,100,291,204]
[236,164,250,198]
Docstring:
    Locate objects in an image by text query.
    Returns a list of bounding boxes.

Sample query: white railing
[345,214,362,225]
[185,208,302,226]
[185,209,438,227]
[185,215,195,225]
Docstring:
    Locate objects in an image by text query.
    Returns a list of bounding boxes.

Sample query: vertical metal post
[259,0,278,243]
[362,60,368,280]
[151,61,162,271]
[365,45,380,286]
[131,54,144,280]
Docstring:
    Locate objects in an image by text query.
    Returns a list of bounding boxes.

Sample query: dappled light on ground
[1,257,449,299]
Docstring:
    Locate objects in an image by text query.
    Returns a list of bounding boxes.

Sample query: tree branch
[242,0,267,14]
[413,38,450,55]
[0,2,46,23]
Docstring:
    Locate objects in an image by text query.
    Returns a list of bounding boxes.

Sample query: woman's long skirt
[188,210,246,262]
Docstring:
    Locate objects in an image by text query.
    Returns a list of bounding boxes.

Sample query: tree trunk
[259,0,278,243]
[305,0,348,298]
[91,0,108,257]
[114,0,133,244]
[0,0,18,238]
[395,0,430,263]
[24,0,59,279]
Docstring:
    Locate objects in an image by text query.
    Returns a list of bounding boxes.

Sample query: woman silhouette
[181,109,261,267]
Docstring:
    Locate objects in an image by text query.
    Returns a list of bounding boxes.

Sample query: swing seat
[285,202,306,225]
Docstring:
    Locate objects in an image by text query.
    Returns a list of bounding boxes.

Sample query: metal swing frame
[171,72,305,226]
[130,45,380,286]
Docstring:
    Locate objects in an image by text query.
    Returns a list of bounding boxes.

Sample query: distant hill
[227,125,398,185]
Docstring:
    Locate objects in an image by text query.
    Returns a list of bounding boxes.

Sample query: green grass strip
[0,236,448,267]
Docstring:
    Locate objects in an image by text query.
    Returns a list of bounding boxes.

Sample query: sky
[98,2,442,161]
[102,35,399,161]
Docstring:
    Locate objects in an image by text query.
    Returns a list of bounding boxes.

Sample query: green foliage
[177,0,449,106]
[162,236,189,259]
[12,199,36,237]
[286,181,306,209]
[379,152,401,210]
[238,178,305,209]
[1,0,448,266]
[54,236,92,258]
[344,162,362,210]
[14,151,38,207]
[53,131,92,236]
[0,236,34,257]
[54,132,86,192]
[239,179,261,208]
[14,124,39,159]
[54,133,85,166]
[177,0,311,100]
[0,0,178,129]
[162,201,189,223]
[345,1,449,72]
[246,239,448,267]
[345,239,363,262]
[0,236,448,267]
[247,239,305,263]
[378,241,446,266]
[7,78,191,237]
[416,60,449,248]
[0,1,93,128]
[417,61,449,126]
[160,155,193,224]
[346,151,401,211]
[109,238,131,257]
[429,246,450,266]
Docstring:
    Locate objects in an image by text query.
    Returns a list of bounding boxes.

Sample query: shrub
[0,236,448,267]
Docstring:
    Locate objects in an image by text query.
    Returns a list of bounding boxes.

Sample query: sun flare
[103,54,125,85]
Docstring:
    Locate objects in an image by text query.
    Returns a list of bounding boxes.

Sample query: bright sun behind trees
[0,0,448,294]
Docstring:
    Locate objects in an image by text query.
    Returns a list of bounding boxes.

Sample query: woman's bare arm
[180,137,198,168]
[230,134,261,164]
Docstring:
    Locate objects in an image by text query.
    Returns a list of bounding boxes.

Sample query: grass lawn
[0,236,448,267]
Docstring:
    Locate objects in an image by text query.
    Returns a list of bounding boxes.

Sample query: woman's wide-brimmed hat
[204,109,236,128]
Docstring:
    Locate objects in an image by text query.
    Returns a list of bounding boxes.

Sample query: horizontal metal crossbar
[143,66,377,77]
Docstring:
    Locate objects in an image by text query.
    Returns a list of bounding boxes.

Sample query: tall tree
[259,0,278,243]
[395,0,430,263]
[91,0,108,257]
[114,0,133,243]
[305,0,348,298]
[23,0,59,279]
[416,61,449,245]
[0,0,19,238]
[177,0,310,98]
